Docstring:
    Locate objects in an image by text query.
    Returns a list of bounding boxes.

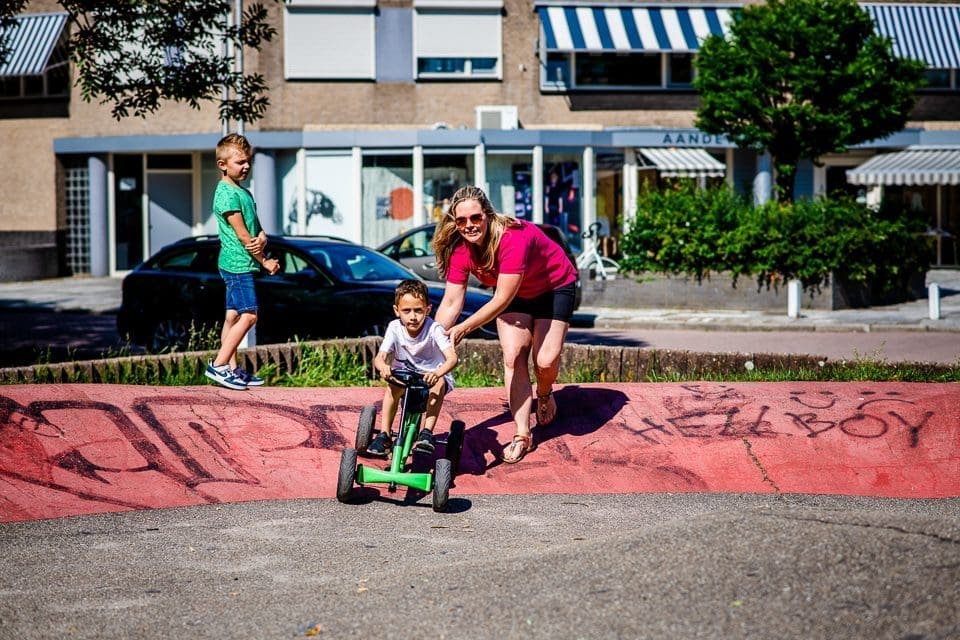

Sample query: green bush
[620,183,928,294]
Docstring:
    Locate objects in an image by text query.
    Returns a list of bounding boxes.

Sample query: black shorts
[502,282,576,322]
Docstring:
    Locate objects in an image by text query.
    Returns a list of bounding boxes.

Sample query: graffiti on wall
[0,383,955,522]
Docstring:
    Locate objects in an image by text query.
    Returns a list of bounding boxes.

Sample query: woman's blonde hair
[431,185,520,278]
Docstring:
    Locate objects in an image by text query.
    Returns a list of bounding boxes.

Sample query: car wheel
[361,323,386,337]
[148,318,192,353]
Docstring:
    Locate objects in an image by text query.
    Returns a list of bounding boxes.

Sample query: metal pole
[235,0,244,136]
[221,7,230,136]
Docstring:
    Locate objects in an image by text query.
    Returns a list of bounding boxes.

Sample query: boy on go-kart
[367,279,458,457]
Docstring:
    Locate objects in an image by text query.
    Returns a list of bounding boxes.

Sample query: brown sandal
[536,390,556,426]
[501,433,534,464]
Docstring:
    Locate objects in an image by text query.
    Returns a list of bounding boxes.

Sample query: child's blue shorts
[220,270,258,314]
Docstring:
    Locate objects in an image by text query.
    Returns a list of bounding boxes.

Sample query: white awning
[846,147,960,186]
[0,12,68,77]
[637,147,726,178]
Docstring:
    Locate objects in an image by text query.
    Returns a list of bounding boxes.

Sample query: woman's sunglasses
[451,213,485,229]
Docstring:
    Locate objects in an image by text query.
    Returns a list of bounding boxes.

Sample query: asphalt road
[2,493,958,640]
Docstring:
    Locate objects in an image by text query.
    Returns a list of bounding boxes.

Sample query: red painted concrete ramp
[1,382,957,523]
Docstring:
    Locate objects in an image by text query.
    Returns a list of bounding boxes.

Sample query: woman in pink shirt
[433,186,578,464]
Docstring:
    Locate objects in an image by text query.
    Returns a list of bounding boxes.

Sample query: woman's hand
[446,323,470,346]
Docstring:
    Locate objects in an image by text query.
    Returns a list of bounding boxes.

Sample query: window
[0,14,70,101]
[923,69,957,91]
[542,52,695,91]
[414,1,503,80]
[284,1,376,79]
[362,153,414,247]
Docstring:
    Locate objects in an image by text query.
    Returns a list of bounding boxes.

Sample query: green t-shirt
[213,180,261,274]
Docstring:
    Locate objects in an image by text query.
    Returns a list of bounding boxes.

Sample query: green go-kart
[337,369,465,512]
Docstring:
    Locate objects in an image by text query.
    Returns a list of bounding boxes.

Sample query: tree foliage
[0,0,277,123]
[693,0,925,201]
[619,182,929,297]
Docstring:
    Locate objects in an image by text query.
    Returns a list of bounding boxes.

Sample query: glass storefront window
[595,152,624,257]
[543,154,581,246]
[423,153,473,223]
[486,153,534,219]
[362,153,414,247]
[304,153,357,240]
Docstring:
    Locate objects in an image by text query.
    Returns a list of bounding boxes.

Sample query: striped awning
[0,12,69,77]
[638,147,726,178]
[536,4,734,52]
[846,147,960,186]
[863,3,960,68]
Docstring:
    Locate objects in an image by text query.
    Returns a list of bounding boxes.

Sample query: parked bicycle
[576,222,620,280]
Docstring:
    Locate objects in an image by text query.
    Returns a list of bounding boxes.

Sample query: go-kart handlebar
[386,369,428,388]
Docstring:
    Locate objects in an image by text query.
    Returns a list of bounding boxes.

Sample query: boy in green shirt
[205,133,280,390]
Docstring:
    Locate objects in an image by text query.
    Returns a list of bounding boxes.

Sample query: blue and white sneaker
[233,366,265,387]
[205,362,248,390]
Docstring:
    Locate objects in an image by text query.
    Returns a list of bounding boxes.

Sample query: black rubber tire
[336,448,357,503]
[445,420,465,477]
[356,405,376,451]
[432,458,452,513]
[148,317,192,353]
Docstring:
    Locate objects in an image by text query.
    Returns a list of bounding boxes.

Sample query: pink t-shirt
[447,221,578,299]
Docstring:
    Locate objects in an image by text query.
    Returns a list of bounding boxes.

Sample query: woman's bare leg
[497,313,534,460]
[531,318,569,424]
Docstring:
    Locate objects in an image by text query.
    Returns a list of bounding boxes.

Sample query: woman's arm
[446,273,522,345]
[435,282,468,330]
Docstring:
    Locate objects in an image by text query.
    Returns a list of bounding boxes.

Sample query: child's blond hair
[216,133,252,163]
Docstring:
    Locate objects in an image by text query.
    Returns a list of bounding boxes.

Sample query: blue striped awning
[863,3,960,68]
[0,12,69,77]
[536,4,734,52]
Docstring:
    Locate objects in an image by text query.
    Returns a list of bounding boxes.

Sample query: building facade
[1,0,959,281]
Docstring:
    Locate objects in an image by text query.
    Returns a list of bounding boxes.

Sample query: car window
[147,246,217,274]
[316,245,416,282]
[265,247,334,285]
[397,229,435,259]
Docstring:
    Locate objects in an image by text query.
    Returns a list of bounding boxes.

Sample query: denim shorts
[502,282,576,322]
[220,270,258,314]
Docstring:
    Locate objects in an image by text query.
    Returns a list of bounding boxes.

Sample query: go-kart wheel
[432,458,452,513]
[444,420,465,477]
[356,405,376,451]
[337,448,358,503]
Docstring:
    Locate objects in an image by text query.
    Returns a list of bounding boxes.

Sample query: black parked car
[118,235,496,353]
[376,222,582,309]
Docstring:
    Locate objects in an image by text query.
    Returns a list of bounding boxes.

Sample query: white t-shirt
[379,316,455,390]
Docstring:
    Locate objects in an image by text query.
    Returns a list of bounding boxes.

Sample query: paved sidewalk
[1,271,958,331]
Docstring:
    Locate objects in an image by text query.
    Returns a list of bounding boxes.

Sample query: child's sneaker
[233,367,265,387]
[205,361,248,390]
[413,429,435,454]
[365,432,391,458]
